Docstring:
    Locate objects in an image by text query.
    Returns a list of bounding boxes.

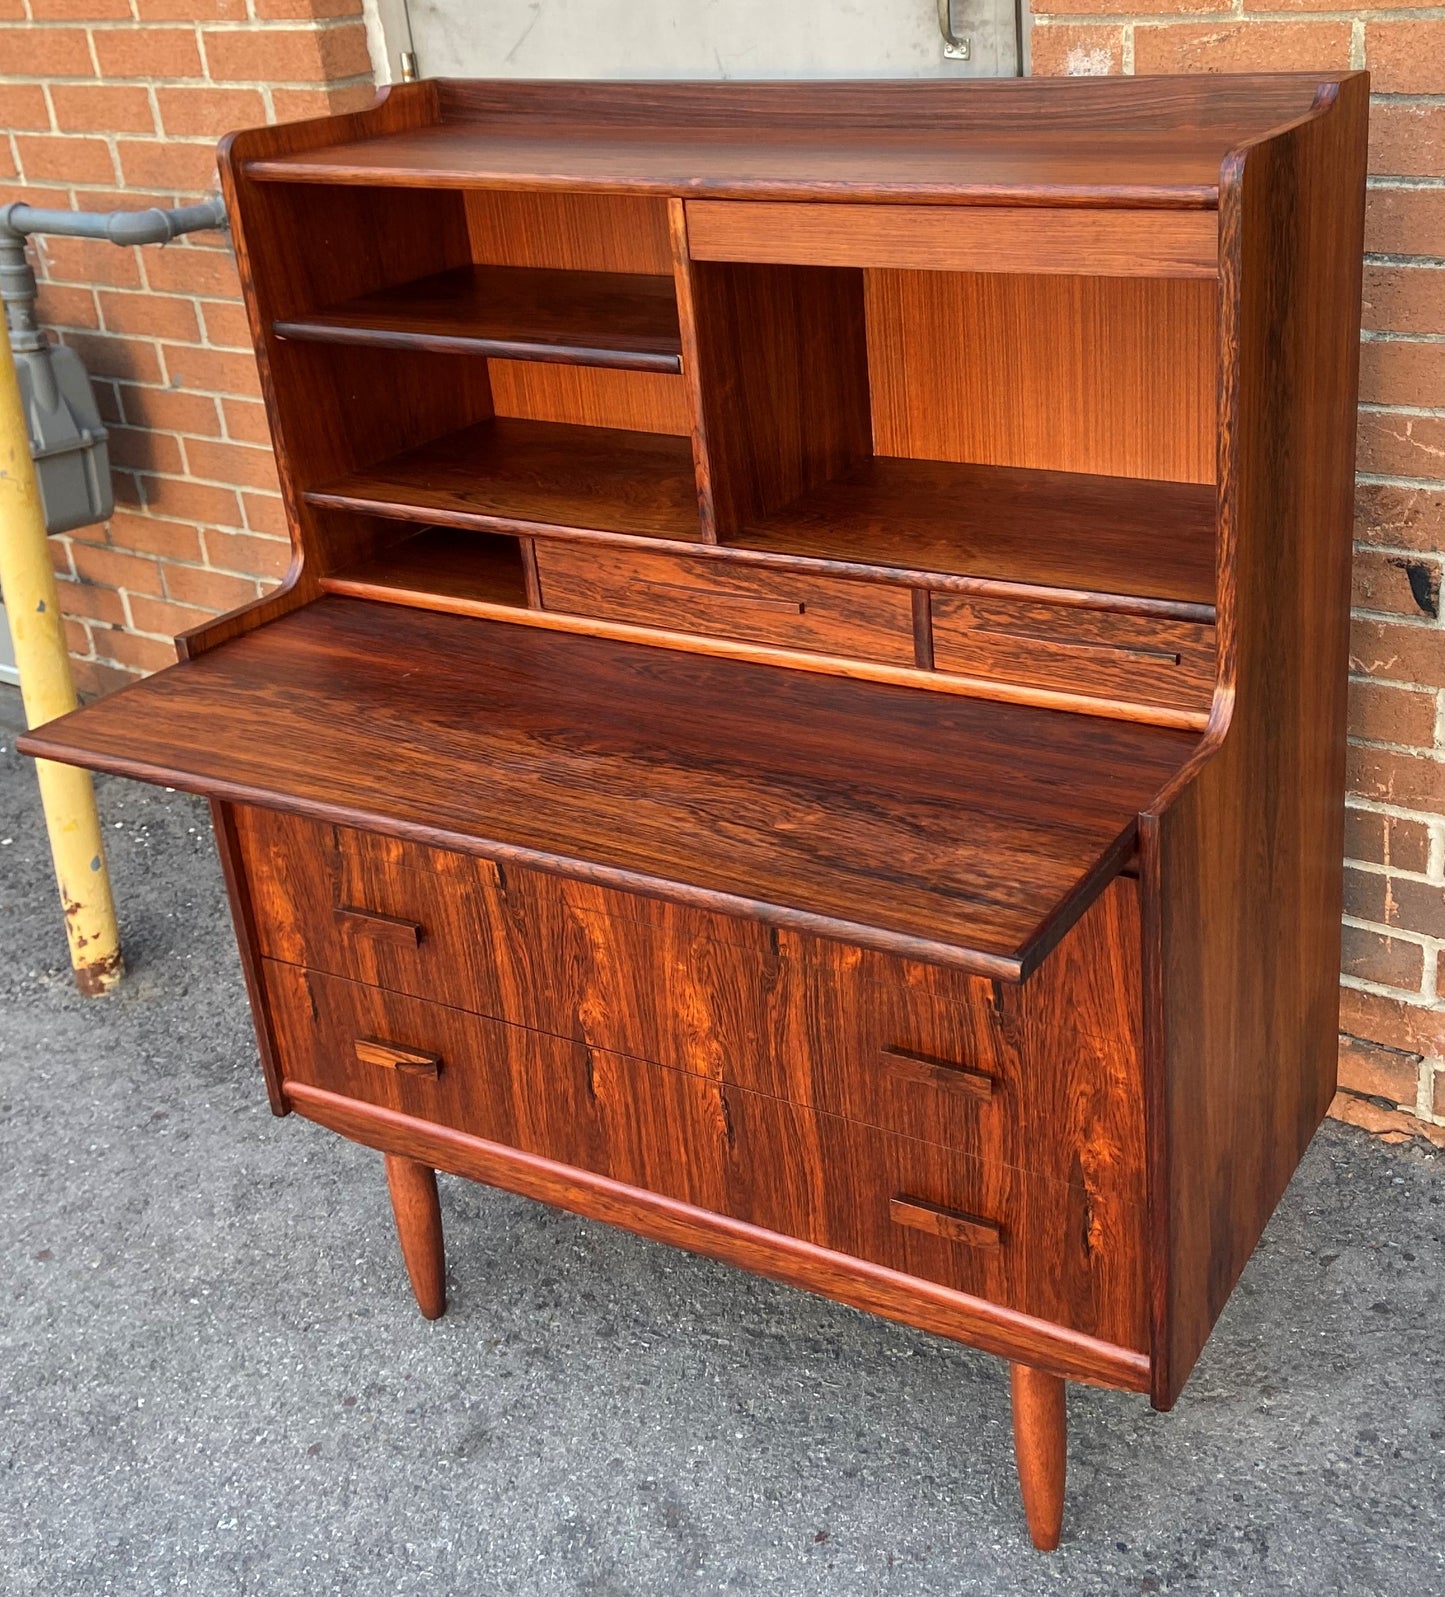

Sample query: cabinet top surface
[239,73,1357,207]
[21,598,1198,979]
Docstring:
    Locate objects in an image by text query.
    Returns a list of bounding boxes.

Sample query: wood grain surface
[274,263,683,372]
[533,542,916,665]
[865,271,1217,485]
[686,201,1219,279]
[20,597,1198,977]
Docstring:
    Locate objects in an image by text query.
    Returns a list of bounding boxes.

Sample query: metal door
[364,0,1025,83]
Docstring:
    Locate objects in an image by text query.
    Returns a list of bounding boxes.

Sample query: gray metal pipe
[0,194,228,249]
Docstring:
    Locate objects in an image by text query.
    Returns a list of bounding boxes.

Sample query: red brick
[70,542,164,595]
[163,563,260,610]
[1355,483,1445,552]
[127,592,215,638]
[143,245,241,299]
[118,139,222,194]
[72,657,142,697]
[1344,806,1433,873]
[48,537,76,579]
[182,436,281,491]
[1353,871,1445,940]
[241,490,287,535]
[1357,410,1445,479]
[1359,341,1445,409]
[117,383,221,437]
[155,85,265,138]
[1337,1033,1422,1108]
[1340,986,1445,1058]
[1352,549,1441,619]
[14,134,116,186]
[1327,1091,1445,1147]
[105,508,205,562]
[0,182,73,212]
[202,526,290,579]
[97,628,179,673]
[1133,20,1352,74]
[59,329,162,385]
[1027,25,1122,77]
[33,282,99,330]
[107,425,185,476]
[1348,678,1438,749]
[271,83,376,121]
[160,342,262,398]
[1361,266,1445,337]
[1370,102,1445,180]
[63,617,94,658]
[97,288,201,343]
[219,396,271,444]
[138,0,244,15]
[204,21,371,82]
[37,234,141,290]
[1367,188,1445,258]
[1351,615,1445,690]
[199,299,256,350]
[0,26,94,74]
[55,578,127,627]
[93,26,203,78]
[49,84,156,135]
[254,0,363,14]
[135,474,240,527]
[29,0,131,15]
[1348,745,1445,811]
[1366,21,1445,95]
[1341,924,1426,993]
[0,84,53,131]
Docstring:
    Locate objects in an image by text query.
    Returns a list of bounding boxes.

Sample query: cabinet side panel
[1147,78,1368,1408]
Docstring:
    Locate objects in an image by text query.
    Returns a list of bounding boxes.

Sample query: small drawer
[263,961,735,1213]
[534,544,917,666]
[930,594,1215,714]
[726,1091,1147,1350]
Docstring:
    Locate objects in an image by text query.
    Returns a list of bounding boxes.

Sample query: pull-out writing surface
[19,596,1197,979]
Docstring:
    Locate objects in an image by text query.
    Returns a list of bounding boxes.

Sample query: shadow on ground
[1,690,1441,1597]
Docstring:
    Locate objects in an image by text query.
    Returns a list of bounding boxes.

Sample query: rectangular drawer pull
[335,905,422,947]
[880,1046,995,1100]
[354,1037,442,1078]
[890,1195,1002,1248]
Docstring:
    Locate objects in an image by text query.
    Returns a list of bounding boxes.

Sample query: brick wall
[3,6,1442,1141]
[0,0,375,691]
[1032,6,1445,1143]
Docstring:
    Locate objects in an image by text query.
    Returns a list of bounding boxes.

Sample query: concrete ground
[1,685,1442,1597]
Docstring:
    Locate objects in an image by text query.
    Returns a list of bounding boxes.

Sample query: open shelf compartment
[274,263,683,374]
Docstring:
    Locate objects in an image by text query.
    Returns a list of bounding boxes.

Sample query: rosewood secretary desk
[22,73,1368,1548]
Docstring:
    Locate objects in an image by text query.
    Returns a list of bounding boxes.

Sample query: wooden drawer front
[930,595,1215,713]
[264,961,733,1212]
[265,962,1144,1348]
[534,543,917,665]
[752,901,1146,1210]
[234,805,775,1077]
[729,1093,1147,1351]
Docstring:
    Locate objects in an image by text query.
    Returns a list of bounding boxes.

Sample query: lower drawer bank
[263,959,1147,1352]
[232,805,1146,1209]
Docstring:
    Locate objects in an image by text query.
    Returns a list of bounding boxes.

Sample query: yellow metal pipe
[0,307,122,993]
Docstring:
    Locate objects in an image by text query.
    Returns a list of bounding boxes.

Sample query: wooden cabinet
[19,73,1368,1550]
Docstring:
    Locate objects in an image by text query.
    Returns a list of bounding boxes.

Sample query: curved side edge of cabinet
[283,1080,1152,1393]
[1140,75,1367,1411]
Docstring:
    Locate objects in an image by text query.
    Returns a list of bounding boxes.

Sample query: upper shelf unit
[233,75,1344,209]
[274,263,683,373]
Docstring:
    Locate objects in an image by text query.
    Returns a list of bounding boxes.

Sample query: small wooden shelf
[306,416,703,542]
[274,264,683,374]
[325,526,530,609]
[736,457,1217,611]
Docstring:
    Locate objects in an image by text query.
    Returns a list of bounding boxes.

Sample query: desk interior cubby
[245,171,1222,724]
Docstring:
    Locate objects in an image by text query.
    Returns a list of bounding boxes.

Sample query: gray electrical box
[16,340,112,536]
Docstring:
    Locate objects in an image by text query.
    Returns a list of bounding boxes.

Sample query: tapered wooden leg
[384,1153,446,1320]
[1010,1363,1066,1551]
